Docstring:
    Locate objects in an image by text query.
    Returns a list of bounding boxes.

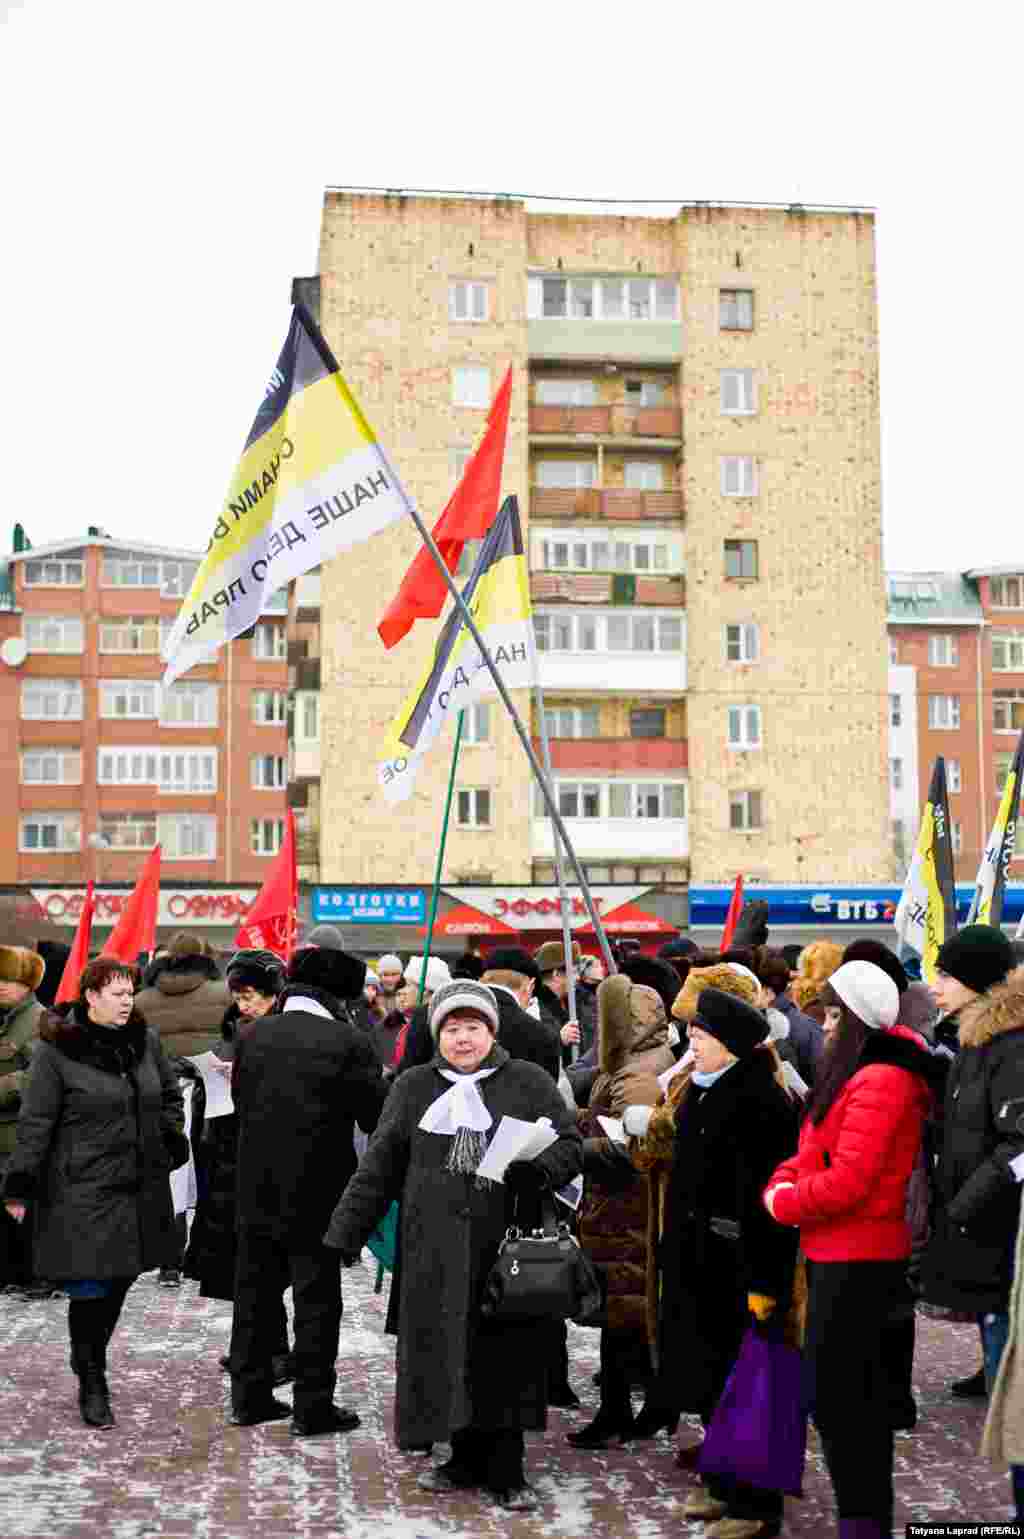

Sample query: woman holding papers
[325,978,581,1514]
[1,957,187,1428]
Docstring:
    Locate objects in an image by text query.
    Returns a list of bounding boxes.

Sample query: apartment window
[992,633,1024,671]
[536,379,597,406]
[101,552,162,587]
[720,369,757,415]
[543,707,600,739]
[100,681,159,720]
[928,694,961,729]
[456,788,491,828]
[729,789,763,831]
[916,582,937,600]
[533,609,683,654]
[996,753,1014,794]
[452,365,490,408]
[994,690,1024,733]
[889,637,899,665]
[890,757,903,792]
[158,814,216,861]
[948,759,962,792]
[624,461,665,492]
[724,540,758,579]
[21,748,82,785]
[625,380,664,407]
[630,708,666,739]
[21,678,83,720]
[19,813,81,853]
[99,616,160,654]
[536,459,597,489]
[538,535,670,574]
[928,634,958,667]
[720,456,757,497]
[297,692,319,741]
[252,689,287,724]
[890,693,902,728]
[251,818,285,856]
[252,754,286,789]
[23,556,84,586]
[24,615,84,654]
[449,280,488,322]
[990,575,1024,609]
[161,682,217,727]
[608,782,686,819]
[726,623,759,663]
[252,623,286,660]
[161,560,200,597]
[98,748,158,785]
[99,813,157,850]
[893,818,907,868]
[952,821,963,857]
[461,703,490,744]
[727,704,762,750]
[159,750,217,794]
[557,783,601,819]
[532,274,678,321]
[261,588,289,616]
[720,289,754,330]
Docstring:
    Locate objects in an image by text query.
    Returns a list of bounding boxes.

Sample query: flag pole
[417,711,465,1005]
[534,685,583,1050]
[381,462,617,974]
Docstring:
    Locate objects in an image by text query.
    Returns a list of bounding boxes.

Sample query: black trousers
[232,1229,342,1419]
[67,1279,135,1358]
[598,1327,649,1417]
[548,1318,571,1393]
[449,1425,525,1492]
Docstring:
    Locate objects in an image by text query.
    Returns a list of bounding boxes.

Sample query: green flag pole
[417,710,465,1005]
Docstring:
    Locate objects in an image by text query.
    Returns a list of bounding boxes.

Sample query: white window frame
[100,680,159,720]
[98,616,161,654]
[990,576,1024,610]
[160,560,200,598]
[952,821,963,857]
[452,365,491,408]
[252,622,286,661]
[99,813,157,851]
[994,690,1024,733]
[538,534,670,574]
[461,703,491,745]
[629,707,666,739]
[21,748,82,785]
[160,682,218,727]
[992,633,1024,671]
[719,289,754,330]
[530,274,679,322]
[296,691,319,742]
[19,813,81,853]
[542,706,601,740]
[624,461,665,492]
[625,379,665,408]
[97,747,159,786]
[24,615,84,654]
[720,368,757,415]
[720,455,758,497]
[725,623,759,664]
[928,634,959,668]
[21,678,83,720]
[23,557,84,587]
[729,789,763,831]
[948,759,962,793]
[890,693,902,728]
[890,757,903,792]
[535,379,597,407]
[727,704,762,750]
[158,813,217,861]
[251,817,285,856]
[456,787,492,828]
[159,749,217,795]
[928,694,961,729]
[724,540,759,580]
[535,458,598,490]
[533,609,683,655]
[252,689,287,725]
[607,782,686,820]
[449,279,489,323]
[251,754,287,789]
[101,553,162,588]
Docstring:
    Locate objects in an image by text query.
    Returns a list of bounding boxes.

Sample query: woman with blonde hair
[789,940,845,1013]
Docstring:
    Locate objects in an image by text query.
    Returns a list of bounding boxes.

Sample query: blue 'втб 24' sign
[312,888,426,925]
[689,885,1024,929]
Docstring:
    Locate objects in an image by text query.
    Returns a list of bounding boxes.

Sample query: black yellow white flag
[379,496,536,805]
[162,305,411,685]
[967,730,1024,927]
[894,757,958,979]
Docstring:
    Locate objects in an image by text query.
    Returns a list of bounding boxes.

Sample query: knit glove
[748,1292,777,1323]
[503,1160,549,1197]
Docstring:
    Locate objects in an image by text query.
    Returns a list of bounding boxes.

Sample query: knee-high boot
[68,1300,115,1429]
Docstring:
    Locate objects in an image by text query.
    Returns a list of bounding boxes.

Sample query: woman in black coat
[326,979,582,1514]
[2,957,186,1428]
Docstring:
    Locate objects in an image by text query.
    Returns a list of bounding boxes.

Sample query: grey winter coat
[2,1006,187,1279]
[324,1045,582,1446]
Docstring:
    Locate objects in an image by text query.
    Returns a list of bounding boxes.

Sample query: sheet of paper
[185,1050,234,1119]
[782,1061,809,1099]
[475,1115,558,1183]
[658,1046,693,1093]
[170,1083,196,1215]
[597,1115,627,1146]
[554,1174,584,1212]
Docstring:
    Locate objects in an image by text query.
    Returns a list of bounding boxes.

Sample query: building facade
[314,192,889,889]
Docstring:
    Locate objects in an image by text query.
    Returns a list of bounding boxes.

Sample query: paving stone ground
[0,1259,1018,1538]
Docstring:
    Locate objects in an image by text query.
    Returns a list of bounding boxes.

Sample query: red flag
[102,846,162,964]
[721,875,745,951]
[377,365,512,648]
[56,881,96,1005]
[235,810,297,961]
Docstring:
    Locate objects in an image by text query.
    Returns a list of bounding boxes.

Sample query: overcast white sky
[1,2,1016,574]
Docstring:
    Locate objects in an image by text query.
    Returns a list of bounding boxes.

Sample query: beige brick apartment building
[314,193,889,892]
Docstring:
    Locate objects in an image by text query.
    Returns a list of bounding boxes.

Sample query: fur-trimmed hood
[38,1002,150,1071]
[959,964,1024,1050]
[596,974,669,1074]
[671,962,759,1023]
[149,953,222,994]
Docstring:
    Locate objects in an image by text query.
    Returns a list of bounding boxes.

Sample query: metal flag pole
[534,684,581,1056]
[417,711,466,1005]
[378,466,616,973]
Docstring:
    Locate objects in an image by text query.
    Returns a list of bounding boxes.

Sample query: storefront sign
[444,886,648,931]
[689,885,1024,929]
[32,888,258,927]
[312,888,426,925]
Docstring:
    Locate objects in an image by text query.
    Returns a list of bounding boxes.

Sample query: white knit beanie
[404,955,452,993]
[828,961,899,1030]
[378,953,403,973]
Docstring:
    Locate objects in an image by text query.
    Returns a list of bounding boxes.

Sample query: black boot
[566,1408,635,1448]
[73,1343,115,1429]
[630,1403,681,1439]
[951,1366,987,1399]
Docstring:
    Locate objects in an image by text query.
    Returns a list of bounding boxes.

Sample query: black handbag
[481,1200,605,1325]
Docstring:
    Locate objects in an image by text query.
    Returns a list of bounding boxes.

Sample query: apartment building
[312,192,889,890]
[288,568,322,884]
[0,534,289,935]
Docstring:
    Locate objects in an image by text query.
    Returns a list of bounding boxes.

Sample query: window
[24,556,84,586]
[928,694,961,729]
[24,615,84,653]
[98,748,159,785]
[893,819,907,867]
[21,748,81,785]
[720,369,756,415]
[160,682,217,726]
[890,757,903,792]
[100,681,159,720]
[889,638,899,665]
[461,703,490,744]
[608,783,686,819]
[916,582,937,600]
[252,689,287,724]
[630,708,666,739]
[729,790,763,831]
[296,692,319,741]
[890,693,902,728]
[728,704,762,750]
[948,759,962,792]
[532,275,678,321]
[889,579,913,601]
[536,379,597,406]
[538,534,670,573]
[251,819,285,856]
[451,447,473,483]
[990,576,1024,609]
[624,461,665,491]
[452,365,490,408]
[625,380,664,407]
[21,678,82,720]
[261,588,289,615]
[724,540,758,579]
[252,623,286,660]
[159,750,217,794]
[19,813,80,852]
[99,813,157,850]
[952,821,963,857]
[536,459,597,489]
[99,616,160,653]
[161,560,200,598]
[992,633,1024,671]
[556,783,602,819]
[158,813,216,860]
[543,707,600,739]
[252,754,286,789]
[456,788,491,828]
[726,623,759,663]
[996,753,1014,794]
[533,609,683,654]
[720,456,757,496]
[101,552,163,587]
[449,280,488,322]
[994,690,1024,733]
[928,634,958,667]
[720,289,754,330]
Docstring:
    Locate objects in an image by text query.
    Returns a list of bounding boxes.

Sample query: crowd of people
[3,911,1024,1535]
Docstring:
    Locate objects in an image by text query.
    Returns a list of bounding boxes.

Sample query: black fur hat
[226,948,284,997]
[287,944,366,1001]
[619,955,684,1022]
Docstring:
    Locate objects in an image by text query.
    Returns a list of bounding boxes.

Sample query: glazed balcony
[530,487,684,521]
[529,572,685,608]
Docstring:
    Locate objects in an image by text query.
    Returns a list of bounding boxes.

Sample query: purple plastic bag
[698,1327,807,1497]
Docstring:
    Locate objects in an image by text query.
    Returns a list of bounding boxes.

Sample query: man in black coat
[229,945,387,1435]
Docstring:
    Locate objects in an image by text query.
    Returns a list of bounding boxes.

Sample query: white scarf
[283,995,334,1020]
[419,1065,500,1175]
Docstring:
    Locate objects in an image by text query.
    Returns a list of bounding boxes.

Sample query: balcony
[532,815,689,861]
[530,573,685,607]
[538,652,685,696]
[528,320,683,366]
[529,405,682,441]
[532,738,688,772]
[530,487,684,521]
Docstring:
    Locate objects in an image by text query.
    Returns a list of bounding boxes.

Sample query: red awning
[579,901,677,935]
[421,903,520,938]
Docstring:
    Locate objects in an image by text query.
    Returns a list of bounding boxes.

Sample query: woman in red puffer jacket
[763,960,944,1539]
